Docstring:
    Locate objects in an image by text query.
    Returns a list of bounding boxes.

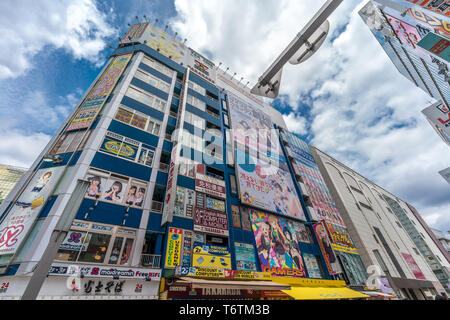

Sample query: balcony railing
[159,163,169,173]
[206,109,220,119]
[165,133,172,141]
[140,254,162,268]
[169,111,178,118]
[151,201,163,213]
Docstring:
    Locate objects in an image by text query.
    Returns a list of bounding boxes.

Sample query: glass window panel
[77,233,112,263]
[120,238,134,265]
[108,237,123,264]
[56,231,91,262]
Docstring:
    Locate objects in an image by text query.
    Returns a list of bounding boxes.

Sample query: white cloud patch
[170,0,450,231]
[0,0,116,79]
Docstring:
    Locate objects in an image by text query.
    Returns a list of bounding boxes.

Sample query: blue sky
[0,0,449,233]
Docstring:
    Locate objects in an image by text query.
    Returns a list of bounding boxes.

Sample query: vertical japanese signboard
[165,227,182,268]
[66,53,132,131]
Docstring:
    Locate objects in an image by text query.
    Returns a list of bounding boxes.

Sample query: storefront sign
[48,263,161,280]
[166,282,259,299]
[193,208,229,236]
[181,231,193,267]
[165,228,183,268]
[325,222,358,254]
[192,243,231,269]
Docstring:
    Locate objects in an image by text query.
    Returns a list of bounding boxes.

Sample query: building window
[184,111,205,130]
[85,168,147,208]
[55,221,136,266]
[395,221,403,229]
[231,205,241,228]
[135,69,171,93]
[177,159,197,179]
[125,85,167,112]
[51,130,92,154]
[412,247,420,255]
[229,174,237,195]
[141,56,173,78]
[114,105,162,136]
[188,80,206,95]
[223,113,229,127]
[373,249,389,274]
[186,94,206,112]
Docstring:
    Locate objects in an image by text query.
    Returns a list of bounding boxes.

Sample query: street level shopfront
[159,267,369,300]
[0,263,161,300]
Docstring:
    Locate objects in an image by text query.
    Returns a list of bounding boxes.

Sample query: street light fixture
[251,0,343,99]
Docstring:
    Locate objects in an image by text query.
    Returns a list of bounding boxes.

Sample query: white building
[310,147,448,300]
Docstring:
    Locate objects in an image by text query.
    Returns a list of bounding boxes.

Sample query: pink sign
[402,253,426,280]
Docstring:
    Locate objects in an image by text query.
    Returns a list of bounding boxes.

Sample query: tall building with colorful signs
[359,0,450,106]
[0,21,371,300]
[311,147,449,299]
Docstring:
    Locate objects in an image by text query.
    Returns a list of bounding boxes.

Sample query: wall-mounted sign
[195,173,226,199]
[192,243,231,269]
[193,207,229,236]
[165,227,183,268]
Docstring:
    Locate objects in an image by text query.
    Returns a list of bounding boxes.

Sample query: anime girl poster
[250,209,305,277]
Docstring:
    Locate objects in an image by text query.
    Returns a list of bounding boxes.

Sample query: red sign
[165,282,259,299]
[193,208,229,236]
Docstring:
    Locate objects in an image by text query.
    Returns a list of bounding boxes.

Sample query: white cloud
[0,129,51,168]
[283,112,308,136]
[0,0,116,79]
[170,0,450,231]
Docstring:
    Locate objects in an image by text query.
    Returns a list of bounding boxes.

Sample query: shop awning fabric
[282,286,369,300]
[178,277,291,291]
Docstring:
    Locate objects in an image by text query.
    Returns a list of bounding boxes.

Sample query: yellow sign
[192,243,231,269]
[165,228,182,268]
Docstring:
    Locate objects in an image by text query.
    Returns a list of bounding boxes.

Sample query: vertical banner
[313,221,340,275]
[165,227,182,268]
[401,253,426,280]
[66,53,133,131]
[0,166,65,255]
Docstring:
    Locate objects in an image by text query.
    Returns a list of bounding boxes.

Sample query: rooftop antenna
[223,67,229,75]
[237,77,244,85]
[135,16,139,21]
[143,15,148,22]
[216,62,222,70]
[251,0,343,99]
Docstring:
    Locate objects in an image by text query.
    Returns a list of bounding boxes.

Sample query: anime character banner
[249,210,305,277]
[236,150,306,221]
[313,221,341,275]
[0,166,65,256]
[227,91,285,163]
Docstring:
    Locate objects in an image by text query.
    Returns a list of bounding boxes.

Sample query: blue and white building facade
[0,22,368,300]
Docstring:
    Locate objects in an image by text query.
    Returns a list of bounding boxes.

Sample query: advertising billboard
[249,209,305,277]
[236,150,305,220]
[402,252,426,280]
[235,242,257,271]
[193,207,229,236]
[66,53,132,131]
[303,253,322,278]
[422,101,450,145]
[313,221,341,275]
[192,243,231,269]
[401,0,450,16]
[418,32,450,62]
[165,227,182,268]
[0,166,65,256]
[227,91,284,163]
[283,130,346,226]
